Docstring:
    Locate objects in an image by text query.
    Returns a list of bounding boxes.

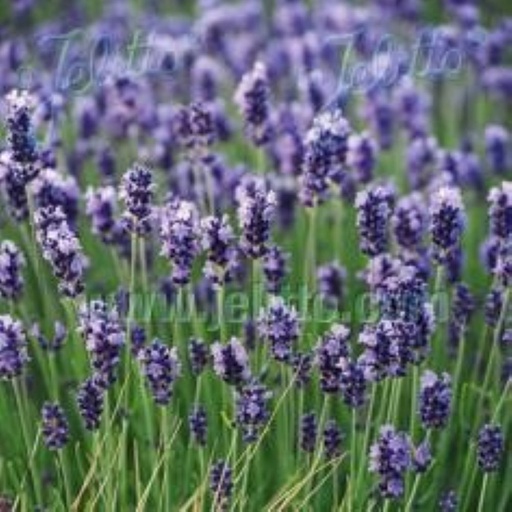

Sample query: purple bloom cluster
[315,324,350,393]
[211,337,251,386]
[85,186,119,243]
[339,357,367,408]
[200,214,237,286]
[235,380,271,442]
[323,419,342,459]
[429,187,465,265]
[138,340,181,405]
[160,199,200,285]
[300,412,318,453]
[419,370,452,429]
[78,301,125,388]
[210,459,233,511]
[477,424,504,472]
[34,206,87,297]
[234,61,272,145]
[356,183,395,257]
[188,338,210,376]
[189,405,208,446]
[300,109,351,206]
[347,131,377,184]
[258,297,300,362]
[119,163,154,236]
[0,315,28,380]
[316,262,346,309]
[369,425,412,499]
[41,402,69,450]
[77,377,104,431]
[235,177,276,259]
[262,245,288,294]
[391,192,428,251]
[485,125,509,174]
[0,240,25,301]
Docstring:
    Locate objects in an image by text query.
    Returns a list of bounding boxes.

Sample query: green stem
[477,474,489,512]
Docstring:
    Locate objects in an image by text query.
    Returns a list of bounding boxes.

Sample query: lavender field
[0,0,511,510]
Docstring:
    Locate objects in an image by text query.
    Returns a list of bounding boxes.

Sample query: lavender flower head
[323,419,343,459]
[300,109,351,206]
[77,377,104,431]
[235,380,272,442]
[347,131,377,184]
[369,425,412,499]
[85,186,118,243]
[413,439,432,473]
[34,205,87,297]
[201,214,237,286]
[258,296,300,362]
[439,490,458,512]
[0,315,28,380]
[356,183,395,257]
[78,301,125,388]
[41,402,69,450]
[119,163,154,236]
[210,460,233,511]
[300,412,318,453]
[419,370,452,429]
[235,177,276,259]
[160,199,200,286]
[485,125,509,174]
[4,89,40,183]
[317,262,346,309]
[488,181,512,241]
[188,338,210,375]
[234,61,272,145]
[391,192,428,251]
[316,324,350,393]
[138,340,181,405]
[262,245,288,294]
[429,187,465,264]
[189,405,208,446]
[477,424,504,472]
[338,357,367,408]
[0,240,25,300]
[211,337,251,386]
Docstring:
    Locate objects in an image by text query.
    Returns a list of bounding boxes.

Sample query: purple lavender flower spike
[188,338,210,376]
[34,205,87,297]
[235,177,276,259]
[0,315,28,380]
[369,425,412,499]
[356,183,395,257]
[138,340,181,406]
[419,370,452,429]
[406,136,438,190]
[235,379,271,442]
[210,460,233,511]
[413,438,432,473]
[347,131,377,184]
[0,240,25,301]
[439,490,458,512]
[160,199,200,286]
[86,186,118,244]
[317,262,346,309]
[488,182,512,241]
[234,61,272,145]
[77,377,104,431]
[485,288,503,327]
[323,419,342,459]
[201,214,237,286]
[130,324,146,357]
[262,245,288,294]
[211,337,251,386]
[391,192,428,251]
[300,109,351,206]
[316,324,350,393]
[300,412,318,453]
[485,125,509,174]
[477,424,504,472]
[258,296,300,363]
[429,187,465,265]
[41,402,69,450]
[189,102,216,153]
[31,321,67,352]
[78,300,125,389]
[119,162,154,236]
[189,405,208,446]
[339,356,367,408]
